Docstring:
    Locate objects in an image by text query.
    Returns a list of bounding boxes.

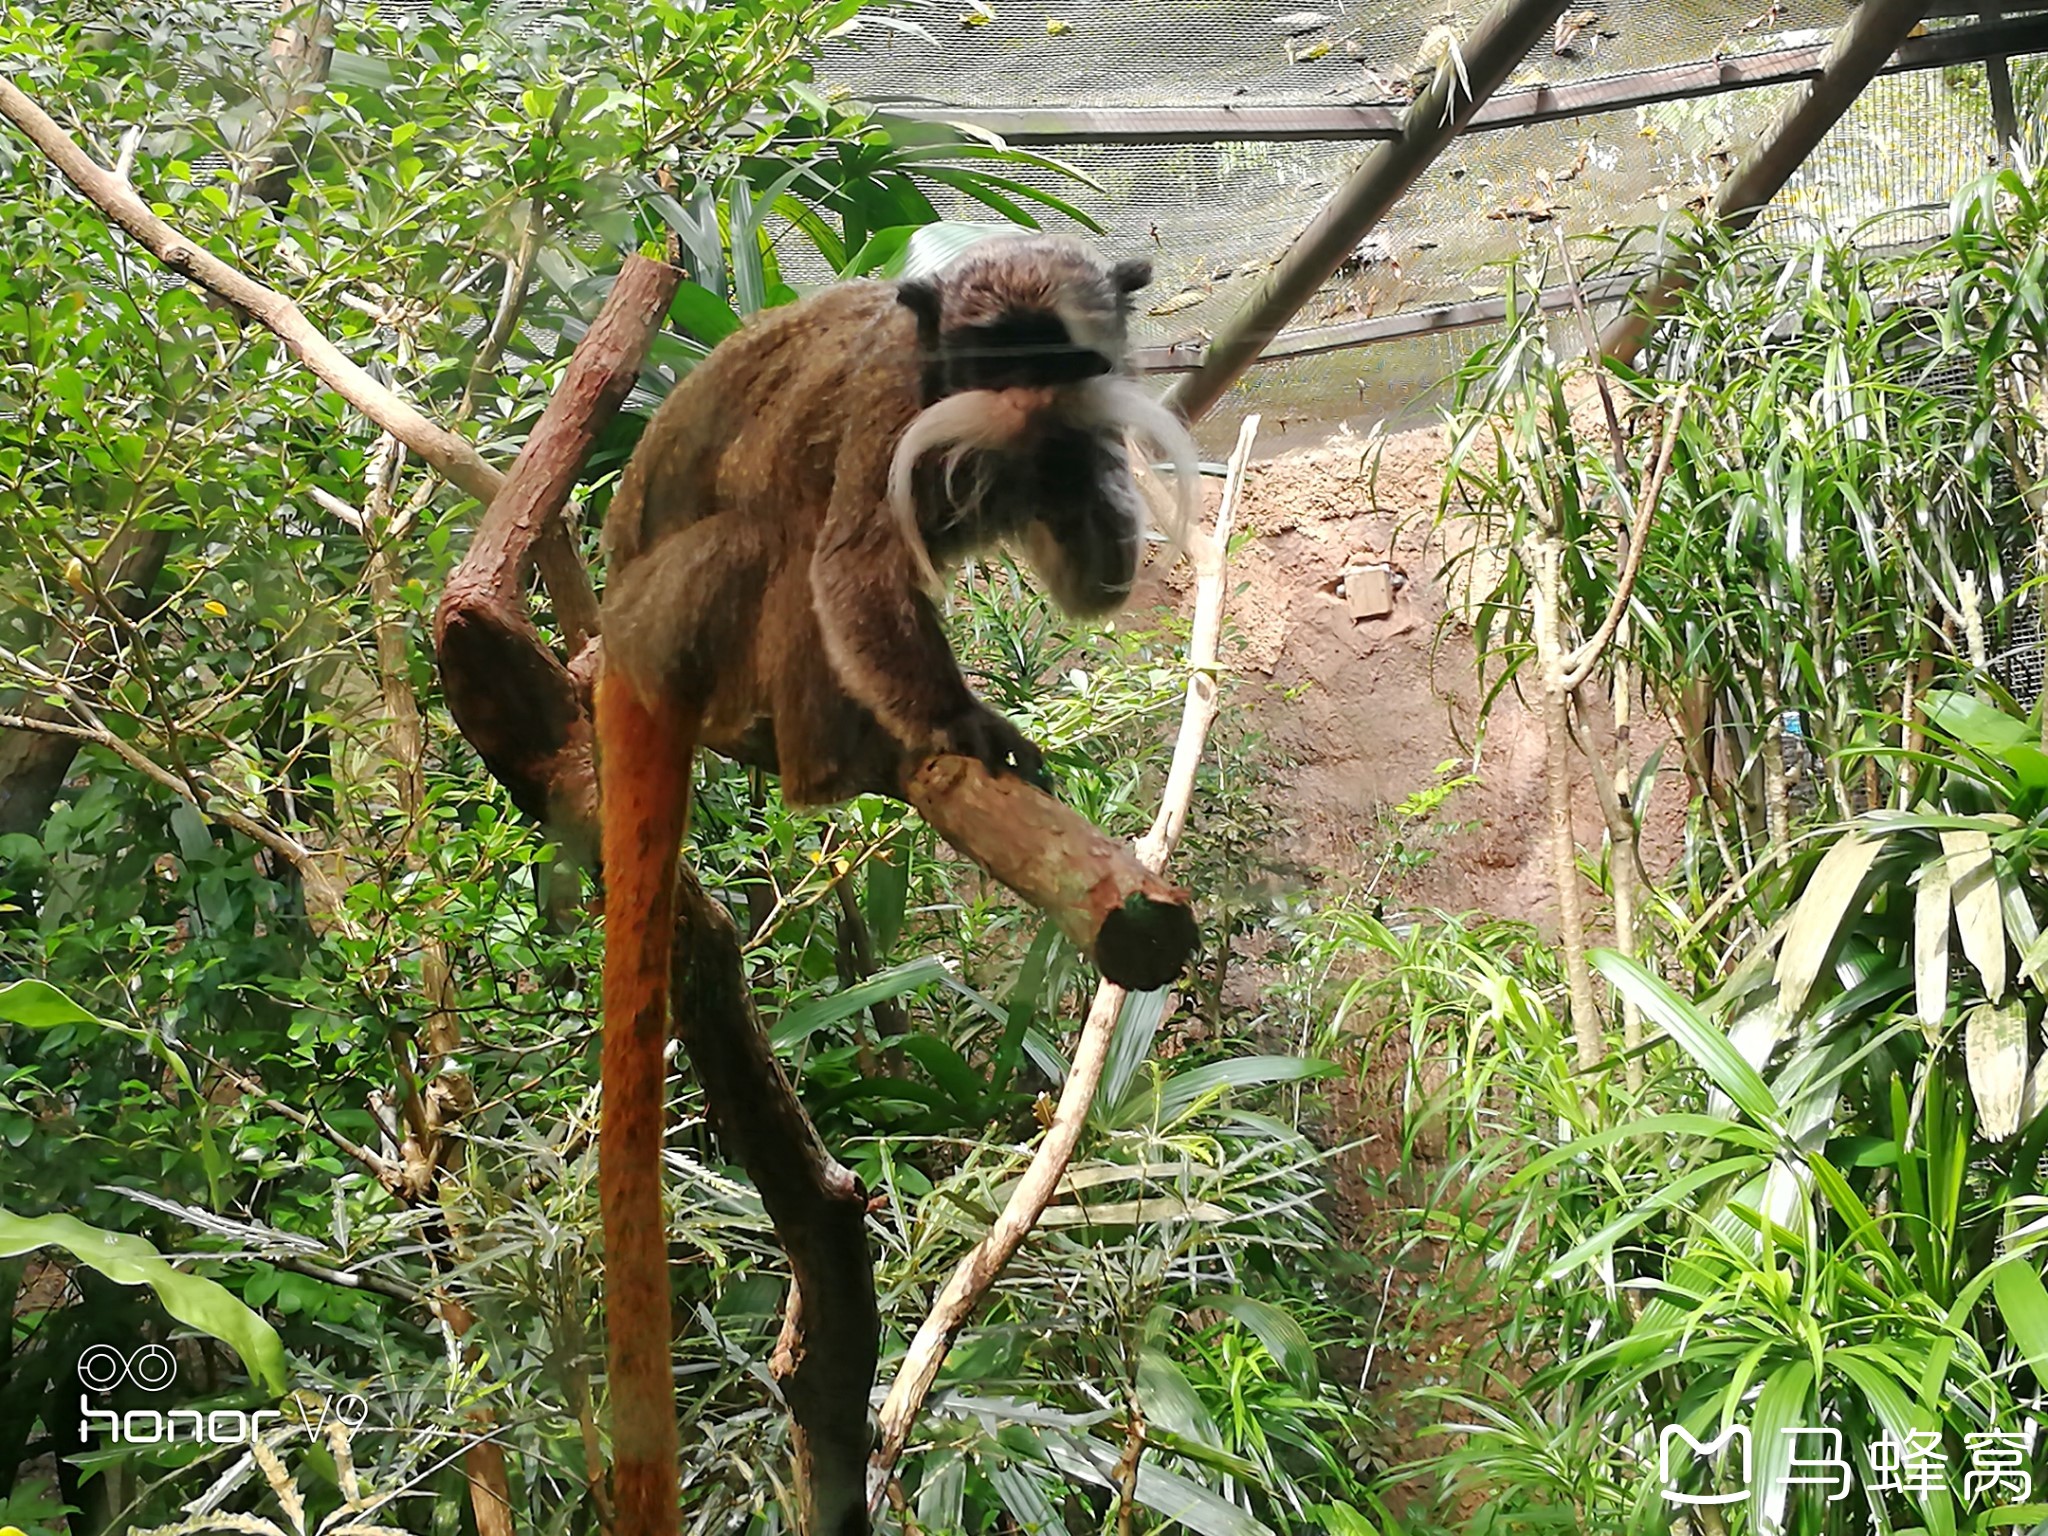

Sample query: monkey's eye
[942,314,1110,391]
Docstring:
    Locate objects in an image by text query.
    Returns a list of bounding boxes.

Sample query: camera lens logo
[78,1344,178,1392]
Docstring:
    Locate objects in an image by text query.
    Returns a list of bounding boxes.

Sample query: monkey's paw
[934,705,1051,792]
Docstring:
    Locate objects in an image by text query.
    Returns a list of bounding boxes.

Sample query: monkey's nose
[998,385,1062,417]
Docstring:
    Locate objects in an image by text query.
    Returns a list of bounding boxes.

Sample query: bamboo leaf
[1774,833,1883,1014]
[1965,1000,2028,1140]
[1592,951,1784,1130]
[769,957,952,1049]
[1942,829,2006,1001]
[1136,1347,1223,1447]
[1992,1261,2048,1384]
[1750,1357,1816,1536]
[1208,1294,1319,1391]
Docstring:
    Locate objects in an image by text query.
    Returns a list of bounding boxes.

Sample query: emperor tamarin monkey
[592,233,1203,1536]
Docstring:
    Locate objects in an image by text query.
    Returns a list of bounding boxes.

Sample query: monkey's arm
[810,453,1045,786]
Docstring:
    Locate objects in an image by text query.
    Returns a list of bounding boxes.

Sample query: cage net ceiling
[812,3,2039,446]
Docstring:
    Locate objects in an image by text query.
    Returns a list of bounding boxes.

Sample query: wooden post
[1162,0,1574,423]
[1599,0,1935,366]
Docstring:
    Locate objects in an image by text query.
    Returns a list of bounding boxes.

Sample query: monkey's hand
[933,703,1051,792]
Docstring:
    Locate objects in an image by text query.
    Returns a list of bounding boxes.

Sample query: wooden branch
[902,757,1198,992]
[670,866,877,1536]
[0,705,358,937]
[433,255,682,861]
[1562,389,1687,692]
[0,76,503,505]
[867,413,1262,1504]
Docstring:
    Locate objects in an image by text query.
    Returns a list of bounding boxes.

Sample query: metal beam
[1162,0,1574,424]
[876,16,2048,146]
[1599,0,1936,365]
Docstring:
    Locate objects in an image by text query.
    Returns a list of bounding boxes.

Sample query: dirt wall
[1137,415,1691,929]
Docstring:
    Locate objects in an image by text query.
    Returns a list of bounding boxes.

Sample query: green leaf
[1943,829,2006,1001]
[888,221,1022,280]
[862,830,911,955]
[1992,1260,2048,1384]
[0,979,100,1031]
[0,1207,287,1394]
[1774,832,1884,1014]
[1120,1053,1337,1129]
[899,1034,985,1118]
[1925,688,2036,752]
[1100,988,1170,1116]
[770,957,951,1049]
[1965,1000,2028,1139]
[1750,1357,1815,1536]
[667,281,741,346]
[1129,1459,1276,1536]
[1592,951,1784,1129]
[1208,1293,1318,1391]
[840,224,917,278]
[1136,1346,1223,1446]
[1915,852,1953,1029]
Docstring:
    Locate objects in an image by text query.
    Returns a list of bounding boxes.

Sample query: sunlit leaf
[1774,832,1883,1014]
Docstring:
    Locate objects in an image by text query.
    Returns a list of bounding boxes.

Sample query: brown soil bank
[1144,416,1691,929]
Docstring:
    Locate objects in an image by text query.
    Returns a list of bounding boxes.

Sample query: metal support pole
[1161,0,1572,424]
[1599,0,1934,366]
[1982,9,2023,154]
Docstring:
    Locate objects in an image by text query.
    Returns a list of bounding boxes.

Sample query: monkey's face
[886,236,1201,617]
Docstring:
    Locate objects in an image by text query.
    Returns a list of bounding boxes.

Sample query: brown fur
[593,238,1185,1536]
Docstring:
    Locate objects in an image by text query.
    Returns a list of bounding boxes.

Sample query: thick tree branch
[671,867,878,1536]
[432,255,682,861]
[0,76,505,505]
[867,414,1262,1504]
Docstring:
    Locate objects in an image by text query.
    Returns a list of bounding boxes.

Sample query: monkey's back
[601,281,924,571]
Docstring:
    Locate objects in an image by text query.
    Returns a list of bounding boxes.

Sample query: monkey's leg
[595,671,693,1536]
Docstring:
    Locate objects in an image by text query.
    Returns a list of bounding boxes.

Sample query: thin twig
[866,413,1263,1506]
[1562,386,1688,691]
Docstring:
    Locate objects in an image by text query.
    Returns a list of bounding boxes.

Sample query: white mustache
[886,376,1205,593]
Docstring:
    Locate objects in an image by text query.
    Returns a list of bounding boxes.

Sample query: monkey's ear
[1109,257,1153,295]
[897,279,942,344]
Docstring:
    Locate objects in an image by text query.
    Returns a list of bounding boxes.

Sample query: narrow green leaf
[1942,829,2006,1001]
[1136,1346,1223,1446]
[1915,853,1953,1030]
[1120,1053,1337,1129]
[666,280,741,346]
[770,957,950,1049]
[1099,988,1171,1121]
[1593,950,1784,1129]
[1992,1261,2048,1384]
[1965,1000,2028,1139]
[1209,1293,1318,1391]
[1750,1357,1816,1536]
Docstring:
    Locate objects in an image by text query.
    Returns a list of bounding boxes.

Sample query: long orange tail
[596,671,692,1536]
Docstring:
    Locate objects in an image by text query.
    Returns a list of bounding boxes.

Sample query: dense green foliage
[0,4,1364,1534]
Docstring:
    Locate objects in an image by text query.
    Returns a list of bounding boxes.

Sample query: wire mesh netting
[817,0,1855,110]
[815,5,2038,440]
